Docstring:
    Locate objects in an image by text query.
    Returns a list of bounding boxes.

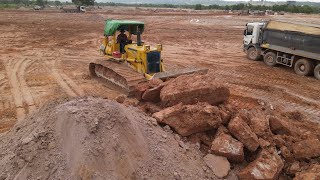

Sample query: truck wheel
[314,64,320,80]
[263,52,277,66]
[294,59,314,76]
[247,47,260,61]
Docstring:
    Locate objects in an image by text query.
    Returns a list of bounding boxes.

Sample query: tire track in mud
[228,83,320,120]
[213,69,320,120]
[45,60,84,97]
[5,58,37,120]
[18,59,37,113]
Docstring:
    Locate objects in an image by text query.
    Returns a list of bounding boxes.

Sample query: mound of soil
[0,97,218,180]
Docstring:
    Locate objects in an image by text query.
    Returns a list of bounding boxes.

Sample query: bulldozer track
[5,58,37,120]
[45,60,84,97]
[90,60,146,95]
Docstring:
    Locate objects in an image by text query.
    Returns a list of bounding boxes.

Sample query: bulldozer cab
[101,20,145,55]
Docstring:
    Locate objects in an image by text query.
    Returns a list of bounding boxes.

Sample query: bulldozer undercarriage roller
[89,59,146,95]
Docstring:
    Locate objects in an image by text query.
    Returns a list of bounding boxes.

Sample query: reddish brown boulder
[269,116,320,140]
[238,149,284,180]
[294,164,320,180]
[211,132,244,162]
[292,139,320,159]
[152,102,223,136]
[269,116,295,135]
[160,74,230,107]
[247,112,273,140]
[141,84,164,103]
[133,79,163,100]
[228,116,260,152]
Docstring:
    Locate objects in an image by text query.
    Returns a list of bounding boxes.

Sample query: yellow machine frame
[100,30,164,79]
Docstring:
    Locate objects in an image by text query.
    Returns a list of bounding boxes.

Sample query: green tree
[194,4,202,10]
[36,0,44,6]
[54,0,61,6]
[72,0,94,6]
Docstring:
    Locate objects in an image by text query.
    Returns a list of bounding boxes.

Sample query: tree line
[97,2,320,14]
[1,0,319,14]
[193,3,320,14]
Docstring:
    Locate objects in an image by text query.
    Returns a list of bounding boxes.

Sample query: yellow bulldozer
[89,20,207,95]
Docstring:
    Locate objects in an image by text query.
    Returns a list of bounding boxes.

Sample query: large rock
[141,84,164,103]
[292,139,320,159]
[238,149,284,180]
[246,112,273,140]
[152,103,224,136]
[160,74,230,107]
[294,164,320,180]
[269,116,296,136]
[228,116,260,152]
[269,116,320,140]
[211,132,244,162]
[204,154,230,178]
[133,79,163,100]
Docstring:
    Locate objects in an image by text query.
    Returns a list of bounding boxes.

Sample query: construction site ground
[0,7,320,132]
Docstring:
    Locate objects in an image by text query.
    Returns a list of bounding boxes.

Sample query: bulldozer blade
[152,67,208,80]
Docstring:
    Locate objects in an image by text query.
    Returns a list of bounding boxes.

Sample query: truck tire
[294,59,314,76]
[247,47,260,61]
[263,52,277,66]
[314,64,320,80]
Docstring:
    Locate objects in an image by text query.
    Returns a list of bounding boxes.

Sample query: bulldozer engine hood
[104,20,145,36]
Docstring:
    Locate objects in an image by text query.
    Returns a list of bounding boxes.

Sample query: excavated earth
[0,97,221,180]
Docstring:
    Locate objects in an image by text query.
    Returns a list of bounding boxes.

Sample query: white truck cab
[243,22,265,46]
[243,22,265,60]
[79,6,86,12]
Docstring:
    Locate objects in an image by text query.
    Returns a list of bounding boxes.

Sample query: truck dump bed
[262,20,320,57]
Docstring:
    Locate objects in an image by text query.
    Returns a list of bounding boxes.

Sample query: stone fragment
[204,154,230,178]
[211,132,244,162]
[238,149,284,180]
[228,116,260,152]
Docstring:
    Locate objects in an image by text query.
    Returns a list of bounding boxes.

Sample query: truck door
[244,25,254,45]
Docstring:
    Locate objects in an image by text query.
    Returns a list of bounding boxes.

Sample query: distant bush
[0,3,17,9]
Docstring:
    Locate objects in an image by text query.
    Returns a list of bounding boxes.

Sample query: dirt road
[0,8,319,132]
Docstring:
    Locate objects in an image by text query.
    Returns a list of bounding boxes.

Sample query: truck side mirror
[244,30,247,35]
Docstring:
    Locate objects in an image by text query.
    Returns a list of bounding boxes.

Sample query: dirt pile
[135,74,320,179]
[0,97,221,180]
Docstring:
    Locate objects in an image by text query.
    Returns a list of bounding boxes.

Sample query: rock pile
[135,73,320,179]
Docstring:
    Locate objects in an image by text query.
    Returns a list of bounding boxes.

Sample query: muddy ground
[0,7,319,133]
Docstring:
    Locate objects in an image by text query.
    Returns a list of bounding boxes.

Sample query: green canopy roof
[104,20,145,36]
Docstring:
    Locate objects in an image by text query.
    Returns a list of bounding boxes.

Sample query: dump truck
[89,20,207,95]
[243,20,320,80]
[62,6,85,13]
